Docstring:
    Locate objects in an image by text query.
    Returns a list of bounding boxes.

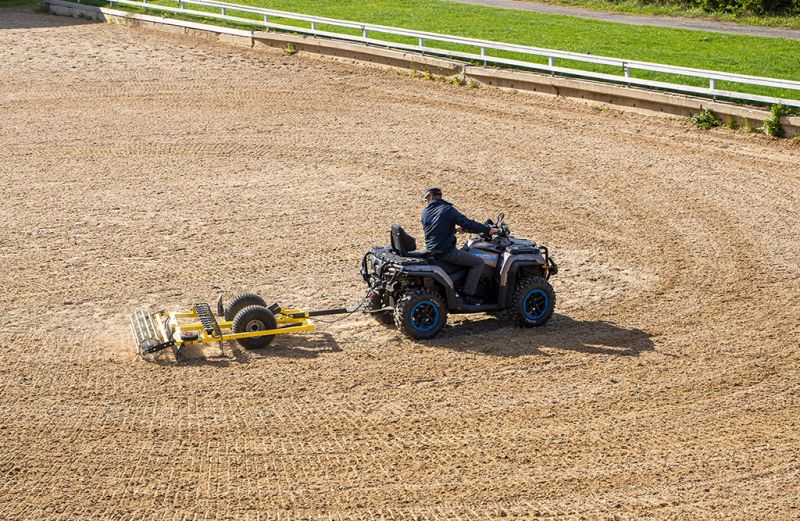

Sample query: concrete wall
[465,67,800,136]
[252,31,463,76]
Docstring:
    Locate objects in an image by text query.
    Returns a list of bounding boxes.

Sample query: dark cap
[423,187,443,199]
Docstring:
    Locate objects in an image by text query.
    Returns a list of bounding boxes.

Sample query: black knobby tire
[224,293,267,321]
[509,277,556,327]
[368,291,395,327]
[231,305,277,349]
[394,288,447,340]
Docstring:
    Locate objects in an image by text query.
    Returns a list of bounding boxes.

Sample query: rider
[421,187,498,305]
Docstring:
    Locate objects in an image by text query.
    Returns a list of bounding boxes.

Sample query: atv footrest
[194,302,222,338]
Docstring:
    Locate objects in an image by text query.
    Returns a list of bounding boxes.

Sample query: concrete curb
[45,0,799,137]
[465,67,800,136]
[252,32,463,76]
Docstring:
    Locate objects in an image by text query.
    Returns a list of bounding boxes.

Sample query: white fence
[100,0,800,107]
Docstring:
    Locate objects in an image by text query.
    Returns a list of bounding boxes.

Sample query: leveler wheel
[509,277,555,327]
[231,305,277,349]
[224,293,267,321]
[138,337,161,358]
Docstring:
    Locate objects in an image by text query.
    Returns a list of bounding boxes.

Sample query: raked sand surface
[1,10,799,519]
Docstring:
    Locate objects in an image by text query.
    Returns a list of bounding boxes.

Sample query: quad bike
[361,213,558,339]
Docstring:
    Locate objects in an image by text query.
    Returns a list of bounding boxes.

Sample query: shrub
[763,103,800,138]
[724,116,740,129]
[690,0,799,15]
[692,108,721,130]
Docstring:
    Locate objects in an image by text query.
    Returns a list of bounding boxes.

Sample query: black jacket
[421,199,490,254]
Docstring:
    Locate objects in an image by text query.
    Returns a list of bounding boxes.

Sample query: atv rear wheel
[509,277,555,327]
[394,288,447,339]
[224,293,267,321]
[231,305,277,349]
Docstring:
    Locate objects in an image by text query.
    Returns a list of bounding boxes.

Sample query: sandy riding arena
[1,9,799,519]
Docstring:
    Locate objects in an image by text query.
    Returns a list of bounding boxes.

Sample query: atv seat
[390,224,429,259]
[429,258,469,283]
[390,224,468,283]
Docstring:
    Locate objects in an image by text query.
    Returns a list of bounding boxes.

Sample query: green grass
[520,0,800,30]
[0,0,46,9]
[22,0,800,102]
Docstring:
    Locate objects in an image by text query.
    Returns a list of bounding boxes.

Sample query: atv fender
[399,264,459,308]
[498,253,548,307]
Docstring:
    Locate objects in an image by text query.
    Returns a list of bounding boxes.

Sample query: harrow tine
[129,315,140,348]
[130,311,145,345]
[140,309,157,340]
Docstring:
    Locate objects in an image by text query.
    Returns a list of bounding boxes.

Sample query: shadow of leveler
[129,295,355,361]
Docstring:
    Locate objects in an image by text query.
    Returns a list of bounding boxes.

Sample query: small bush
[691,0,800,15]
[444,74,479,88]
[692,108,721,130]
[763,115,784,137]
[762,103,800,138]
[724,116,740,130]
[283,42,297,56]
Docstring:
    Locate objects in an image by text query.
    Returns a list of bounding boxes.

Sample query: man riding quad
[421,187,499,305]
[361,189,557,339]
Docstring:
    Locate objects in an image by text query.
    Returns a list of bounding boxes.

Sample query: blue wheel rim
[523,289,549,321]
[410,301,439,332]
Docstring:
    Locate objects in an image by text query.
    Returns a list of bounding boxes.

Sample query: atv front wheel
[231,305,277,349]
[509,277,555,327]
[394,288,447,339]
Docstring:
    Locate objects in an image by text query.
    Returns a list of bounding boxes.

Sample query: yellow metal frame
[153,306,316,347]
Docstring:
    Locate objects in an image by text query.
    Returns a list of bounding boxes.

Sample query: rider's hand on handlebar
[488,226,500,236]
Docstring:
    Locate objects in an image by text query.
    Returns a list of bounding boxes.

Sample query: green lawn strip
[0,0,47,10]
[513,0,800,30]
[44,0,800,101]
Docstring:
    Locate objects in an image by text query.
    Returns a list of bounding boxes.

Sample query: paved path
[452,0,800,40]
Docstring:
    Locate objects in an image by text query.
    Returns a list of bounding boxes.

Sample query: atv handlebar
[483,212,510,241]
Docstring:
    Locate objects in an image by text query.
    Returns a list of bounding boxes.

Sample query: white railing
[102,0,800,107]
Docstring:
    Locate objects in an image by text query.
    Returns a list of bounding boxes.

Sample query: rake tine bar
[129,308,172,357]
